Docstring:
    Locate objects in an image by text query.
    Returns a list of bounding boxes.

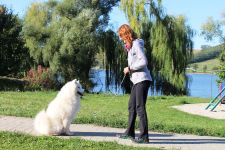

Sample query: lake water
[187,73,219,99]
[90,70,220,99]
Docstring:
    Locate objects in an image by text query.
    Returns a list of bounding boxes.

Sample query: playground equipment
[205,79,225,111]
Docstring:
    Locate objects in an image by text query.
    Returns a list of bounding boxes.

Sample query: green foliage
[23,0,119,90]
[120,0,149,35]
[201,17,224,42]
[120,0,193,95]
[98,30,128,92]
[192,64,198,71]
[0,5,32,77]
[217,46,225,83]
[201,16,225,83]
[151,16,193,95]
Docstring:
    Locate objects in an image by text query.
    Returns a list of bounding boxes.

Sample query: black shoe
[132,137,149,144]
[116,133,134,140]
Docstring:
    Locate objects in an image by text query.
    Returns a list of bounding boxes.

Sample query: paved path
[173,103,225,119]
[1,116,225,150]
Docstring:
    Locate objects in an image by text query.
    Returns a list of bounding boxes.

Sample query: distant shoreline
[92,68,218,75]
[186,72,218,75]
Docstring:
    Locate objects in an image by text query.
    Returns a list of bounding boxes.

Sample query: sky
[1,0,225,50]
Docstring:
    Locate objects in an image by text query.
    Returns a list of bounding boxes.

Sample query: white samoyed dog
[34,79,84,136]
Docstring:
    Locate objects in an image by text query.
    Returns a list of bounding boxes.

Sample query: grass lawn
[0,131,156,150]
[1,91,225,138]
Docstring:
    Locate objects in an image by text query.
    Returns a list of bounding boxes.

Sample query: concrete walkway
[1,116,225,150]
[172,103,225,119]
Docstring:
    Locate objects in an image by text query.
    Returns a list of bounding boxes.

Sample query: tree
[119,0,193,95]
[201,17,225,42]
[0,5,32,77]
[201,45,211,50]
[203,65,207,73]
[193,64,198,72]
[98,29,129,93]
[201,16,225,83]
[23,0,119,89]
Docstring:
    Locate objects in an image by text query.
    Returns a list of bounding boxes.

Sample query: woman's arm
[129,41,148,71]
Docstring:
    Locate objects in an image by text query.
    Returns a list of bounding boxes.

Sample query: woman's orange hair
[117,24,137,46]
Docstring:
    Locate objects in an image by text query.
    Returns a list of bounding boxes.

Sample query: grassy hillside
[188,58,220,73]
[189,45,222,64]
[188,44,223,73]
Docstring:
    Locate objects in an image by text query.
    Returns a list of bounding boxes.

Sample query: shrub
[203,65,207,73]
[212,66,219,71]
[23,65,59,90]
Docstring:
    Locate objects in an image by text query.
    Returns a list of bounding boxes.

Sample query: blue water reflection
[90,69,220,98]
[187,73,219,98]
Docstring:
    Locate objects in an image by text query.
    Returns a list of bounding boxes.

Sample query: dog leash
[120,74,126,87]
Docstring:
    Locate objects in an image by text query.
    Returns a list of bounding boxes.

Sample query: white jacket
[128,39,152,84]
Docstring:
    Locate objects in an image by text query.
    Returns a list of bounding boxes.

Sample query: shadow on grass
[149,138,225,144]
[61,131,225,145]
[65,132,174,137]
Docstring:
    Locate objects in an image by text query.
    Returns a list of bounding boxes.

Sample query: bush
[23,65,59,90]
[212,66,219,71]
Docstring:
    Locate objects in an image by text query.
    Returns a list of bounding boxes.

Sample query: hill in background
[188,45,223,73]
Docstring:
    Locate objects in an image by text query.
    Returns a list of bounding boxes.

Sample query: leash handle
[120,74,126,87]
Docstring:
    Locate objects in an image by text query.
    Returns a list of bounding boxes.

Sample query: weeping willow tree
[117,0,194,95]
[99,30,131,93]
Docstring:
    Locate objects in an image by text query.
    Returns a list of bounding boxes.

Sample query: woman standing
[117,24,152,144]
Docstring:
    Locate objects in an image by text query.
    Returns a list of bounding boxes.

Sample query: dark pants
[125,80,150,139]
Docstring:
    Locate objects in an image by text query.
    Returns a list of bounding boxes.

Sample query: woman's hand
[123,67,130,75]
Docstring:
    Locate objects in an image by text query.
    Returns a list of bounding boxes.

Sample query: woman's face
[118,32,132,50]
[122,38,132,50]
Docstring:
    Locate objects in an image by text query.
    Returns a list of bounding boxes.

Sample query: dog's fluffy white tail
[34,110,52,135]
